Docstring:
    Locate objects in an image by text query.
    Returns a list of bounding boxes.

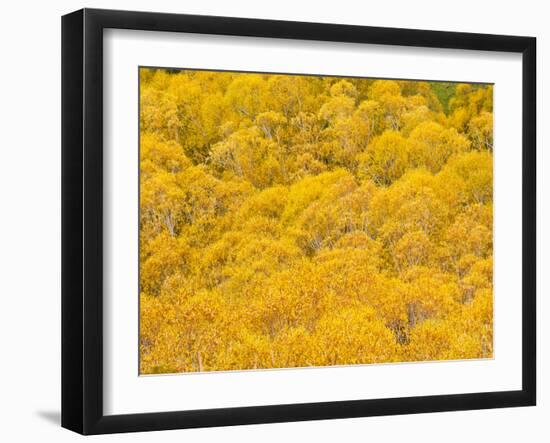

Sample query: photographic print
[139,68,494,374]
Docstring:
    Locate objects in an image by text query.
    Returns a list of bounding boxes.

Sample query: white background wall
[0,0,546,441]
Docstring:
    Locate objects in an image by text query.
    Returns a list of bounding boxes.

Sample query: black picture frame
[62,8,536,435]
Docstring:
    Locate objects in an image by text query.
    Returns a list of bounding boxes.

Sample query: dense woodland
[139,68,493,373]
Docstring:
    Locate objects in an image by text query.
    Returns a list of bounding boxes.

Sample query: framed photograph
[61,8,536,435]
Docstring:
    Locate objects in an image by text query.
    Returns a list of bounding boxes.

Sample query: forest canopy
[139,68,494,374]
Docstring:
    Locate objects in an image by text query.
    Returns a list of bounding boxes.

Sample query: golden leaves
[139,68,493,373]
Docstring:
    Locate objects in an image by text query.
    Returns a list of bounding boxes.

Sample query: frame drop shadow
[36,410,61,426]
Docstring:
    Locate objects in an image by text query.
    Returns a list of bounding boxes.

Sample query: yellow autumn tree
[139,68,493,373]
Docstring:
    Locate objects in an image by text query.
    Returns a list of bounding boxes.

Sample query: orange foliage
[139,69,493,373]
